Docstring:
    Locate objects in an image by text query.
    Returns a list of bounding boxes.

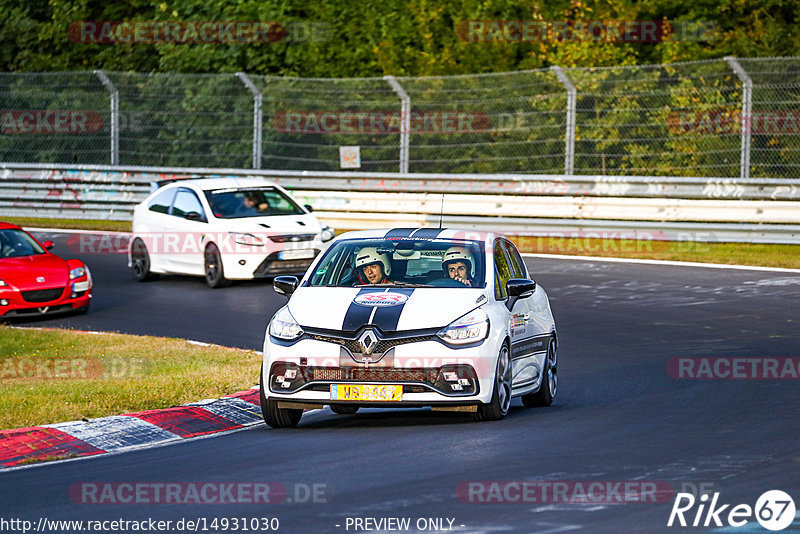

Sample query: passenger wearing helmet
[355,247,393,284]
[442,247,474,287]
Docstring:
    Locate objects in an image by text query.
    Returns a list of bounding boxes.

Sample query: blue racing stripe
[342,288,377,332]
[384,228,416,239]
[371,288,415,332]
[410,228,444,239]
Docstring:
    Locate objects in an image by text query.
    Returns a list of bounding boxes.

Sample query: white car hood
[288,286,487,332]
[222,214,321,235]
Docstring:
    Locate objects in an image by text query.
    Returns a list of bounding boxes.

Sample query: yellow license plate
[330,384,403,402]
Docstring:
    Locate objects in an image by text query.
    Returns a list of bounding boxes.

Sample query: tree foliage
[1,0,798,76]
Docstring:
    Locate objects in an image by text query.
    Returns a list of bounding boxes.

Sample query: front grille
[21,288,64,303]
[269,361,479,397]
[308,367,438,383]
[308,333,438,358]
[268,234,316,243]
[253,251,318,277]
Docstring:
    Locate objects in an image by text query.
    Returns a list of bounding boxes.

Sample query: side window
[494,240,512,299]
[171,189,206,221]
[502,239,527,279]
[147,188,176,214]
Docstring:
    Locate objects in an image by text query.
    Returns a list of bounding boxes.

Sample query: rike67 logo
[668,490,796,531]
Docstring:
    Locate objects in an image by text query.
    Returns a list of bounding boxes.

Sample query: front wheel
[522,337,557,407]
[204,243,229,288]
[259,370,303,428]
[131,238,159,281]
[474,344,512,421]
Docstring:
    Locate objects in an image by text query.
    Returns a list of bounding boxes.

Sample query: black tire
[474,343,512,421]
[131,238,159,281]
[259,370,303,428]
[522,337,557,407]
[330,405,359,415]
[204,243,229,288]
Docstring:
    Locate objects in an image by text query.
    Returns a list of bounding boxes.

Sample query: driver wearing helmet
[442,247,474,287]
[355,247,393,284]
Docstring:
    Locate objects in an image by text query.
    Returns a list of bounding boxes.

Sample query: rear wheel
[330,405,359,415]
[522,337,557,407]
[204,243,229,288]
[131,238,159,281]
[259,370,302,428]
[474,344,512,421]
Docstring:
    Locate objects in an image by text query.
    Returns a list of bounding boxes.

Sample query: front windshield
[204,187,305,219]
[309,238,486,288]
[0,229,45,259]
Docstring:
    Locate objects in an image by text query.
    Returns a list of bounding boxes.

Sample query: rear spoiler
[148,176,196,193]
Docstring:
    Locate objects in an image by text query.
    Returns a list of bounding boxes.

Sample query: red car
[0,223,92,318]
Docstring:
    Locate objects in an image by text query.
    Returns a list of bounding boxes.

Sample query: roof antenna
[438,194,445,229]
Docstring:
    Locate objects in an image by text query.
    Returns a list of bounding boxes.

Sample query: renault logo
[357,329,378,356]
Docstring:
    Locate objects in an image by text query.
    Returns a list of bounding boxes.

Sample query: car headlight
[437,307,489,345]
[0,279,7,287]
[69,267,86,279]
[269,306,304,341]
[229,232,265,246]
[320,226,335,242]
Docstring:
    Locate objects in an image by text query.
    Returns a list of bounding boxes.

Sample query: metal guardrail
[2,163,799,244]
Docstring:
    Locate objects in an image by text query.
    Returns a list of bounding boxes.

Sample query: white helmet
[442,247,475,278]
[355,247,391,276]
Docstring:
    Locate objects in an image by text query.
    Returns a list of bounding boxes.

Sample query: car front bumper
[0,282,91,318]
[262,333,500,406]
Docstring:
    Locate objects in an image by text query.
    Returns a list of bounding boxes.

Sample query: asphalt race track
[1,231,799,533]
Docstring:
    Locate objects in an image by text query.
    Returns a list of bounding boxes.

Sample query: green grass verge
[4,217,799,269]
[0,325,260,430]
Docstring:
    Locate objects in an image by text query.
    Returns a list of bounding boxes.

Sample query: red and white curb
[0,387,262,468]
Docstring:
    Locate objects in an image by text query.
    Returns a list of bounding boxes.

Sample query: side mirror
[304,204,314,213]
[42,241,54,250]
[505,278,536,310]
[185,211,204,222]
[274,276,299,297]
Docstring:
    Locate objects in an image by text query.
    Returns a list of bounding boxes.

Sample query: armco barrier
[1,163,799,244]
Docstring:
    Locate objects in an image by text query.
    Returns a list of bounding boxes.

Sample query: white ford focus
[128,177,334,287]
[261,228,558,427]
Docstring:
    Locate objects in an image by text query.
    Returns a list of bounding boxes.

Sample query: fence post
[93,70,119,166]
[236,72,263,170]
[384,75,411,174]
[551,66,576,176]
[725,56,752,179]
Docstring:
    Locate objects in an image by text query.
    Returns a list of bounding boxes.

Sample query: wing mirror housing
[505,278,536,310]
[274,276,299,297]
[42,241,54,250]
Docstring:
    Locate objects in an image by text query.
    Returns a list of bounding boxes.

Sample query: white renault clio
[129,177,334,287]
[261,228,558,427]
